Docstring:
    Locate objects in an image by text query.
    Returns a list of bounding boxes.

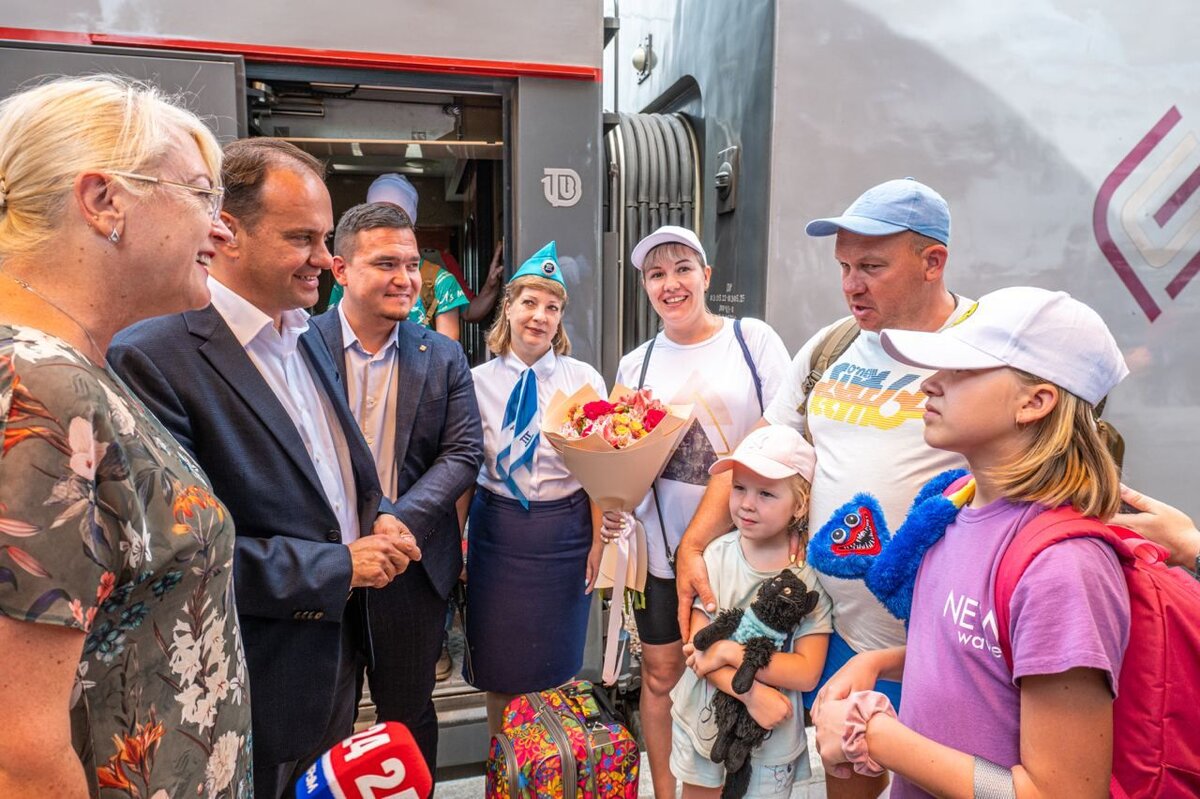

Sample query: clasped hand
[348,515,422,589]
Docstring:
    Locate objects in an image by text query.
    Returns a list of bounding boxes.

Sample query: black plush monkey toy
[691,569,821,799]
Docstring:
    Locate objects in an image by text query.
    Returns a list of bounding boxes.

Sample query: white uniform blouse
[472,349,607,503]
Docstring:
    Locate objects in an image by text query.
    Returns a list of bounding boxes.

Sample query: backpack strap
[798,318,859,442]
[992,507,1136,672]
[732,319,764,414]
[419,258,440,318]
[636,335,674,571]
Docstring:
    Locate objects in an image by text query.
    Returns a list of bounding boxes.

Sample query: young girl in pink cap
[673,424,832,798]
[812,286,1132,798]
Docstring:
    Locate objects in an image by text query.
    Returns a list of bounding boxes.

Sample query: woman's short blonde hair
[985,371,1121,519]
[0,74,222,262]
[486,276,571,357]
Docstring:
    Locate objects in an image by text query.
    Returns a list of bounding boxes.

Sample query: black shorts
[632,573,682,645]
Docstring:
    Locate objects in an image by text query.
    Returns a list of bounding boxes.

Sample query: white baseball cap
[630,225,706,270]
[880,287,1128,405]
[709,425,816,482]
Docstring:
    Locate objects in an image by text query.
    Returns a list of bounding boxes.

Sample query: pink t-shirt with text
[891,498,1130,799]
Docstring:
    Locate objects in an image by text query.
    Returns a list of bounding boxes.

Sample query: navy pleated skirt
[463,487,593,693]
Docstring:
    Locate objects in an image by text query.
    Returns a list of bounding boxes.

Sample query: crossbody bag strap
[638,335,675,571]
[732,318,763,414]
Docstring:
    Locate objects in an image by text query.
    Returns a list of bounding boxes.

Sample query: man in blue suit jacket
[109,140,420,799]
[312,201,483,774]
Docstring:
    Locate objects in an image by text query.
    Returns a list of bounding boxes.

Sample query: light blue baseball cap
[367,173,419,224]
[805,178,950,245]
[511,241,565,287]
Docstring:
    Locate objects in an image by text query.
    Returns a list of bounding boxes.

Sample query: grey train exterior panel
[612,0,1200,516]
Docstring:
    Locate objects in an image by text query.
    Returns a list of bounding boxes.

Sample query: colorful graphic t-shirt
[671,532,832,767]
[0,326,252,798]
[891,499,1129,799]
[616,318,790,578]
[765,307,971,653]
[409,264,470,327]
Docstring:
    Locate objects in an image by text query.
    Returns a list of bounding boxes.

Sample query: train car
[0,3,608,775]
[605,0,1199,516]
[1,4,605,367]
[6,0,1197,779]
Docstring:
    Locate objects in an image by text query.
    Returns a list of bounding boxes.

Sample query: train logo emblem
[1095,106,1200,321]
[542,167,582,208]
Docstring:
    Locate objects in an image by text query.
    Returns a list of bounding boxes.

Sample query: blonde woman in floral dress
[0,76,251,798]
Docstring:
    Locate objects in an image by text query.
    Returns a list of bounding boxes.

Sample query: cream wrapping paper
[542,384,691,684]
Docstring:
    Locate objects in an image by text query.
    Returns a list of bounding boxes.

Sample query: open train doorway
[237,67,513,773]
[247,74,508,365]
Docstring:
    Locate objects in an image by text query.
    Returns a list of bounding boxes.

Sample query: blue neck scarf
[495,367,540,509]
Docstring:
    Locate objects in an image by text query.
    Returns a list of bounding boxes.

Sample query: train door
[237,65,513,772]
[242,69,508,365]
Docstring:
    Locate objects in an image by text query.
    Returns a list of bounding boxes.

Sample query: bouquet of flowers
[543,384,692,684]
[558,388,670,448]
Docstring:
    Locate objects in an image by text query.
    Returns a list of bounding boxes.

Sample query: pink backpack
[993,506,1200,798]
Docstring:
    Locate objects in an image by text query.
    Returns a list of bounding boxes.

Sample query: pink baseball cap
[709,425,816,482]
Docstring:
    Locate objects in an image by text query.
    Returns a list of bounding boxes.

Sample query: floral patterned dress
[0,326,252,798]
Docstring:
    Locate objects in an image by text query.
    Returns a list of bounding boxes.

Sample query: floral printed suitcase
[486,680,640,798]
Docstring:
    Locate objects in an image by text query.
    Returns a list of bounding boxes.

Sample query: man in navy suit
[109,140,420,799]
[311,202,483,775]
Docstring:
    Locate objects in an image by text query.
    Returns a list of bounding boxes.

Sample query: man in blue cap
[674,178,970,799]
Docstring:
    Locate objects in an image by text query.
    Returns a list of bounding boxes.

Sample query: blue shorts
[801,631,902,711]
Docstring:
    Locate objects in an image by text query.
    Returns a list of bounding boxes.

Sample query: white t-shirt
[616,318,790,578]
[670,532,833,767]
[764,304,971,654]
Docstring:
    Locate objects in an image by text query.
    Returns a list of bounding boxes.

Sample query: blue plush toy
[807,469,970,623]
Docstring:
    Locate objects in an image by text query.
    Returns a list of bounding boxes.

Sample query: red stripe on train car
[0,27,601,81]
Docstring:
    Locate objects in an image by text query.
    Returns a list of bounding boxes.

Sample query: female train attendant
[607,226,791,798]
[463,241,606,734]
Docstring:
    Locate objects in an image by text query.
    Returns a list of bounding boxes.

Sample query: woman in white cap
[812,287,1136,798]
[607,226,790,797]
[0,76,250,796]
[463,241,606,734]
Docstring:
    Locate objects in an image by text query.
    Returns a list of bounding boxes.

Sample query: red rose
[583,400,615,420]
[644,408,667,431]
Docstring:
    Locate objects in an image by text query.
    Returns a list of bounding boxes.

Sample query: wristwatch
[1192,549,1200,580]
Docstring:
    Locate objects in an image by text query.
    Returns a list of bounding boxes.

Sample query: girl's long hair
[984,371,1120,519]
[787,473,813,546]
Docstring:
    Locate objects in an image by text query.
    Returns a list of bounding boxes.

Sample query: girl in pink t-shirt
[811,287,1131,798]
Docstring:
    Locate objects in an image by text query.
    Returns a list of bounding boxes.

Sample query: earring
[108,227,120,244]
